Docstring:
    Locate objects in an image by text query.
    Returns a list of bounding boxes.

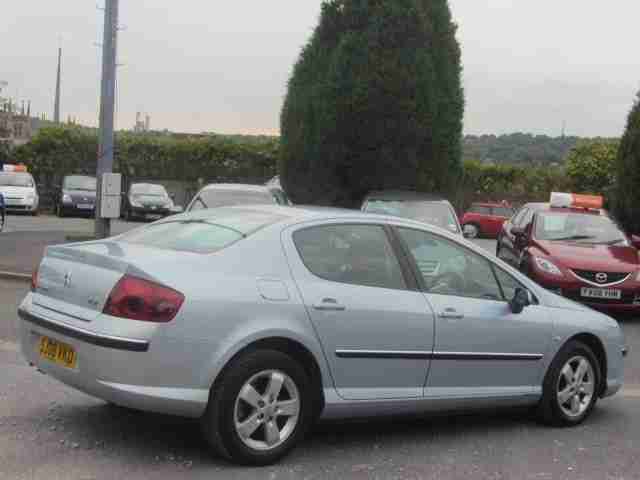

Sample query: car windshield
[191,189,276,210]
[364,200,460,233]
[64,176,96,191]
[131,184,168,197]
[535,212,628,245]
[0,173,34,187]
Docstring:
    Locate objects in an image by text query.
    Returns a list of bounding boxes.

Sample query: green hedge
[13,126,574,209]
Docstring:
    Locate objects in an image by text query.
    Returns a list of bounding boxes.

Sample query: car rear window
[190,189,277,211]
[120,211,284,253]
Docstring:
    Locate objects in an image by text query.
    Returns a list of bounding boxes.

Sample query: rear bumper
[19,308,149,352]
[18,304,210,418]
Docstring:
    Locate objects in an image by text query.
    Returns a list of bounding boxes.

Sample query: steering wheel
[429,271,466,294]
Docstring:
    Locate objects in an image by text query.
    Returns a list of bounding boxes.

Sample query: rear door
[283,221,435,400]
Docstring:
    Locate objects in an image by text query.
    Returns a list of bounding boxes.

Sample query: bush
[614,92,640,233]
[280,0,464,207]
[565,140,618,194]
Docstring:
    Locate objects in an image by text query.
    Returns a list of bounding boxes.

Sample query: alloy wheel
[233,369,300,451]
[556,355,595,418]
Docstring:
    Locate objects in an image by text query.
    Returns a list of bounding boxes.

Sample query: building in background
[0,82,39,147]
[133,112,151,133]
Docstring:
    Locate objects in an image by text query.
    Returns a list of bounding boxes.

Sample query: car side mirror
[631,235,640,250]
[511,226,528,246]
[509,287,532,314]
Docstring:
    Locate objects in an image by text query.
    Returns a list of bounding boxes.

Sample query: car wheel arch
[208,336,326,420]
[553,333,607,396]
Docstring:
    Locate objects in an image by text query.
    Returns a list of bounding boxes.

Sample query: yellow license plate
[39,336,77,369]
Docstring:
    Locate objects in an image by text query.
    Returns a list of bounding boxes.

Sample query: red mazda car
[461,202,515,239]
[496,195,640,312]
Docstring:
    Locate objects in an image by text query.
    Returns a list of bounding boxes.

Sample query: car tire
[537,340,601,427]
[463,223,480,239]
[201,350,313,466]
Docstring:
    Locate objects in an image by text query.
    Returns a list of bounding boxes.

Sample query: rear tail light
[103,275,184,323]
[31,266,39,292]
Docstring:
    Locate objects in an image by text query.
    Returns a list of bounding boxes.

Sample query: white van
[0,168,39,215]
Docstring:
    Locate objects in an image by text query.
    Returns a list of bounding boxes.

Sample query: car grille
[571,269,631,285]
[417,260,440,277]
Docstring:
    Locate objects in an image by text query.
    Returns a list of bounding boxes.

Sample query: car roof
[200,183,275,193]
[130,182,165,188]
[471,202,512,208]
[363,190,450,203]
[170,203,447,229]
[522,202,548,210]
[64,174,95,179]
[541,206,606,217]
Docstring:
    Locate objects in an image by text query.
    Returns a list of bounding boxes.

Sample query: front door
[394,227,553,398]
[283,222,435,400]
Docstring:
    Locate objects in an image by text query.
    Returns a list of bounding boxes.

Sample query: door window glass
[512,208,529,226]
[469,205,491,215]
[396,228,503,301]
[493,207,514,218]
[493,267,525,301]
[293,224,406,290]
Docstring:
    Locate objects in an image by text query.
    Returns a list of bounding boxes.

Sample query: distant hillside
[463,133,582,166]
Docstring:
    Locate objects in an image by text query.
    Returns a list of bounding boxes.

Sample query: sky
[2,1,639,137]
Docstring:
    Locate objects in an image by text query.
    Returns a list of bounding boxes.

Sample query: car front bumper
[530,270,640,312]
[61,203,95,215]
[18,301,210,418]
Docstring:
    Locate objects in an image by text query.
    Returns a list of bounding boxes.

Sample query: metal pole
[54,47,61,123]
[95,0,118,239]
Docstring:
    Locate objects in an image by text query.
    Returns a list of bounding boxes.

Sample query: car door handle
[438,308,464,320]
[313,298,346,312]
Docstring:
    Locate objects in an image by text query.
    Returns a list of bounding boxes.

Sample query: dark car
[122,183,175,221]
[361,190,462,235]
[54,175,97,217]
[496,198,640,312]
[186,183,290,212]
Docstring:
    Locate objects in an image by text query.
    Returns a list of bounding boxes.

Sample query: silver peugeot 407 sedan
[18,205,626,465]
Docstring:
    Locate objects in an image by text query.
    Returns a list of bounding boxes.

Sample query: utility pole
[54,47,62,123]
[95,0,119,238]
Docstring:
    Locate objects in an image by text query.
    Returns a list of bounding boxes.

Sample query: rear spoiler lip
[18,307,150,352]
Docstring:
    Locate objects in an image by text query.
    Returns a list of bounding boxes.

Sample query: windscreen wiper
[549,235,595,242]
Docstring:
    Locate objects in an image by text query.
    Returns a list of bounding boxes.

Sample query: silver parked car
[19,206,626,465]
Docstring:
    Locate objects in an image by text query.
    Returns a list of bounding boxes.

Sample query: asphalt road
[1,278,640,479]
